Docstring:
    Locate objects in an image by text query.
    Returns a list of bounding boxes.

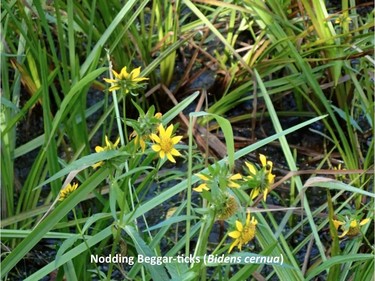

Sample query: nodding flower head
[104,66,149,94]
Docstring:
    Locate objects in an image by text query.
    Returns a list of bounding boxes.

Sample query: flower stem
[186,114,193,256]
[106,50,125,146]
[72,208,103,280]
[122,97,128,143]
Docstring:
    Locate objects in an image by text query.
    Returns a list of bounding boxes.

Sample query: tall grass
[1,0,373,280]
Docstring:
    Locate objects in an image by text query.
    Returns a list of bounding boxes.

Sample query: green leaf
[45,67,107,149]
[123,225,170,281]
[143,215,199,232]
[304,177,375,198]
[163,91,199,124]
[189,112,235,170]
[305,254,374,281]
[34,150,126,189]
[23,226,113,281]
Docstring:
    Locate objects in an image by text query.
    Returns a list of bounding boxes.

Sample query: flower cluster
[103,66,182,163]
[104,66,149,95]
[192,154,275,253]
[194,154,275,201]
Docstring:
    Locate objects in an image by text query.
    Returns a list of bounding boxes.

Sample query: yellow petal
[120,66,129,79]
[245,162,257,175]
[259,154,267,167]
[228,181,240,188]
[170,148,181,156]
[172,135,182,144]
[165,124,174,138]
[246,213,251,225]
[360,218,371,226]
[228,240,239,253]
[103,78,117,83]
[332,219,343,230]
[130,66,141,79]
[133,77,149,82]
[250,188,260,200]
[228,230,241,239]
[166,153,176,163]
[193,183,209,192]
[263,188,269,201]
[159,150,165,159]
[112,69,121,79]
[93,162,103,169]
[104,136,111,147]
[151,144,161,152]
[150,133,160,143]
[267,173,276,184]
[140,138,146,152]
[95,146,104,153]
[158,124,166,137]
[230,173,242,180]
[235,220,243,232]
[113,137,120,148]
[339,229,349,238]
[266,160,273,171]
[109,85,121,92]
[197,174,210,181]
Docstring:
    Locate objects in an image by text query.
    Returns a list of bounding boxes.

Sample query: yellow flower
[193,174,211,192]
[92,135,120,169]
[150,124,182,163]
[228,213,257,253]
[103,66,149,93]
[59,183,78,201]
[246,154,275,201]
[335,15,352,25]
[333,217,371,238]
[333,163,347,181]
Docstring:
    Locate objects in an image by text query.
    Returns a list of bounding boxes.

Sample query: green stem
[72,208,103,280]
[186,114,193,256]
[106,50,125,146]
[122,97,128,143]
[192,210,215,278]
[107,177,123,280]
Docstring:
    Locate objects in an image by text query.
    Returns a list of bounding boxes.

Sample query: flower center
[160,137,173,153]
[240,224,256,243]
